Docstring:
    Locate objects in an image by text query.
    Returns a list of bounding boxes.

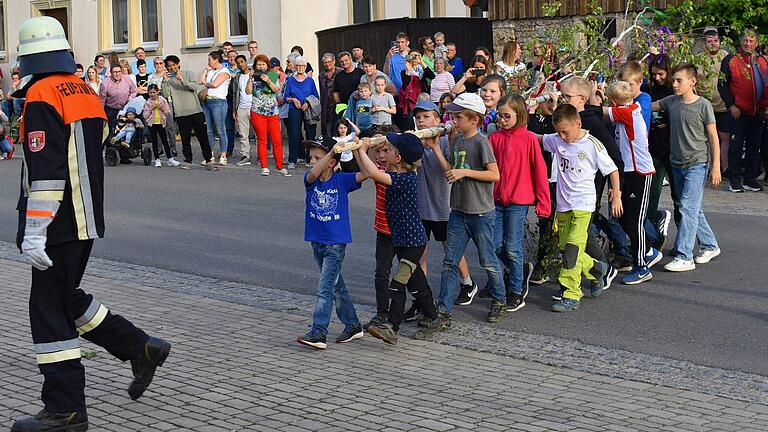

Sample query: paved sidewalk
[2,257,768,432]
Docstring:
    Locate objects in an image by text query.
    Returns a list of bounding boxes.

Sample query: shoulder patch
[28,131,46,152]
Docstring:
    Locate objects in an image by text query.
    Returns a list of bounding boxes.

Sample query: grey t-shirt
[658,95,716,168]
[370,93,395,125]
[417,136,451,221]
[448,133,497,214]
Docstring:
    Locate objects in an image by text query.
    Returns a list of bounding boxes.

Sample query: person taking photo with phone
[452,55,492,95]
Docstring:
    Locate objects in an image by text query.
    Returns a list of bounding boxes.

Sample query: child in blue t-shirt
[297,136,368,350]
[356,132,440,345]
[345,82,374,136]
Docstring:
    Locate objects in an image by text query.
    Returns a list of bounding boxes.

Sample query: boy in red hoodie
[489,95,551,312]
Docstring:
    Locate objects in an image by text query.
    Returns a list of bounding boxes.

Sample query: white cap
[18,16,71,57]
[444,92,486,115]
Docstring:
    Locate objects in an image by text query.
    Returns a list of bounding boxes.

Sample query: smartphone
[472,69,486,77]
[390,41,397,49]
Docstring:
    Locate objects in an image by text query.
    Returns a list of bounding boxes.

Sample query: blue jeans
[202,99,228,154]
[671,163,718,261]
[1,138,13,154]
[2,98,24,118]
[728,114,764,184]
[593,214,631,260]
[493,204,528,295]
[439,210,504,314]
[114,129,135,143]
[287,107,316,164]
[309,243,360,336]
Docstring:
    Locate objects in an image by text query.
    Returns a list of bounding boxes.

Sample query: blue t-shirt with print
[385,172,426,248]
[304,172,361,245]
[348,97,373,131]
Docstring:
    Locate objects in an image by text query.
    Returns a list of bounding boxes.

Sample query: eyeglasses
[154,61,163,64]
[559,93,583,102]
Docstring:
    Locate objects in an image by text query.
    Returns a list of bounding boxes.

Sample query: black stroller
[104,104,153,166]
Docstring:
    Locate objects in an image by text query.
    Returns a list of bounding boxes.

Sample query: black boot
[127,336,171,401]
[11,409,88,432]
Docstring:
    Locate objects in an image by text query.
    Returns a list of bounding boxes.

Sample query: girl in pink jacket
[143,84,180,167]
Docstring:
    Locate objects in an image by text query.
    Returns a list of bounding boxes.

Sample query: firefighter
[12,16,171,432]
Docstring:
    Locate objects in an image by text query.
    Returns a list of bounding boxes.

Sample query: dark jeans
[287,107,316,163]
[176,112,212,163]
[388,245,437,331]
[226,101,236,154]
[148,124,172,159]
[104,106,121,130]
[374,232,396,315]
[729,113,764,184]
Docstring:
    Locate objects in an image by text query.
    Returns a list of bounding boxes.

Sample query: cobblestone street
[2,252,767,432]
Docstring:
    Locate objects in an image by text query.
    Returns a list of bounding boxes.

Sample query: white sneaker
[287,162,296,169]
[694,248,721,264]
[664,258,696,272]
[167,157,181,167]
[154,159,162,167]
[219,155,228,166]
[278,168,292,177]
[261,167,270,176]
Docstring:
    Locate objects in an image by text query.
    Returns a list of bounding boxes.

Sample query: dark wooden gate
[316,17,493,69]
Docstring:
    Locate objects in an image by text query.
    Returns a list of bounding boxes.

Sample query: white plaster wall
[280,0,347,76]
[384,0,411,18]
[69,0,99,68]
[444,0,469,17]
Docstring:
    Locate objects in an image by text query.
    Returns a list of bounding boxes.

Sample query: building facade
[0,0,471,85]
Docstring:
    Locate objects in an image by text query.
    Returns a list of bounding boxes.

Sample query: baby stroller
[104,100,153,166]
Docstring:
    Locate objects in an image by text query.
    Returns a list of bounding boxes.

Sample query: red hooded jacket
[718,49,768,116]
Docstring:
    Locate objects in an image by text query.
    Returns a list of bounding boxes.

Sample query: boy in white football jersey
[540,104,622,312]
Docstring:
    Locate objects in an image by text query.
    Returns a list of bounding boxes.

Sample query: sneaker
[297,332,327,350]
[11,409,88,432]
[336,325,364,343]
[287,162,296,169]
[664,257,696,272]
[416,316,433,328]
[261,167,270,176]
[694,248,721,264]
[201,158,215,166]
[297,158,305,164]
[219,155,228,166]
[486,300,508,323]
[120,140,131,149]
[655,210,672,250]
[363,313,388,331]
[590,262,617,298]
[645,247,663,269]
[729,183,744,193]
[552,297,580,312]
[278,168,292,177]
[413,313,451,340]
[128,336,171,400]
[403,304,422,322]
[305,162,311,167]
[236,156,251,166]
[662,177,670,186]
[367,322,398,345]
[609,255,632,272]
[154,158,162,167]
[550,286,565,301]
[622,266,652,285]
[530,267,549,285]
[743,180,763,192]
[167,157,181,167]
[505,293,525,312]
[454,281,478,305]
[110,137,117,144]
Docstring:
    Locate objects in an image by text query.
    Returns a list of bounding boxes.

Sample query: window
[140,0,159,46]
[352,0,371,24]
[416,0,430,18]
[228,0,247,42]
[196,0,214,41]
[112,0,128,47]
[0,2,5,57]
